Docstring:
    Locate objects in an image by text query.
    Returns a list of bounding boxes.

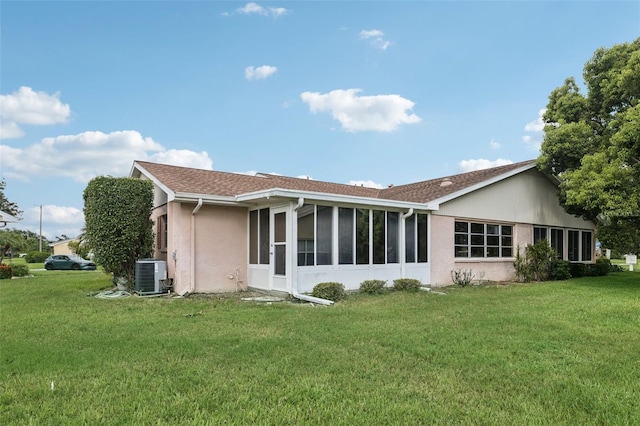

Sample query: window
[535,226,593,261]
[297,204,333,266]
[535,226,563,258]
[338,207,354,264]
[157,214,168,251]
[533,227,547,244]
[249,208,270,265]
[582,231,593,262]
[373,210,386,264]
[356,208,369,265]
[568,229,593,262]
[297,239,314,266]
[317,206,333,265]
[568,230,580,261]
[405,213,428,263]
[550,228,564,258]
[455,221,513,258]
[387,212,399,263]
[301,206,427,266]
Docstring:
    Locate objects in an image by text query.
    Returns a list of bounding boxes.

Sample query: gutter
[179,198,203,296]
[291,197,334,306]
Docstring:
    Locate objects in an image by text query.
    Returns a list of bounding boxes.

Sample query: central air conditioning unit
[135,259,167,295]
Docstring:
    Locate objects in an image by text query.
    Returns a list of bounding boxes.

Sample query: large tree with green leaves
[538,37,640,255]
[83,177,154,289]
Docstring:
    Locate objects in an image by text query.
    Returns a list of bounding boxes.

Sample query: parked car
[44,255,97,271]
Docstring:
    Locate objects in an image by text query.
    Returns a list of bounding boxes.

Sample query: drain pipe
[291,197,333,305]
[400,208,414,279]
[180,198,203,296]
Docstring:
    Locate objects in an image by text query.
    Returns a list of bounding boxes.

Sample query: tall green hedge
[83,177,154,289]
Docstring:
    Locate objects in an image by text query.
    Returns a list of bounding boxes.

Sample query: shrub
[25,251,49,263]
[359,280,387,294]
[311,282,346,302]
[392,278,421,292]
[451,269,474,287]
[570,263,587,278]
[550,260,572,280]
[0,264,12,279]
[592,258,611,276]
[513,241,557,282]
[10,264,29,277]
[610,263,625,272]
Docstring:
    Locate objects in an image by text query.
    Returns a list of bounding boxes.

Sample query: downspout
[400,208,414,279]
[291,197,333,306]
[180,198,203,296]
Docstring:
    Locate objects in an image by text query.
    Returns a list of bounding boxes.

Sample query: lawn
[1,269,639,425]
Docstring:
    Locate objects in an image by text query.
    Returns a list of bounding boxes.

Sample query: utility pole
[39,205,42,252]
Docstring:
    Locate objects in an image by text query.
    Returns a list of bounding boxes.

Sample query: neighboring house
[49,239,79,256]
[130,160,596,297]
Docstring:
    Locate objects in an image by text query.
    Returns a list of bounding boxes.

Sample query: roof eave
[131,161,177,200]
[426,162,539,209]
[236,188,432,211]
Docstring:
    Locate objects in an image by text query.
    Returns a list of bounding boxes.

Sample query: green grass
[612,258,639,273]
[1,270,639,425]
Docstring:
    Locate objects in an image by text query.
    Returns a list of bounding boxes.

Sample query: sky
[1,0,639,241]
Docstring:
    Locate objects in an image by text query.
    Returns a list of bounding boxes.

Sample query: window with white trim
[454,221,513,258]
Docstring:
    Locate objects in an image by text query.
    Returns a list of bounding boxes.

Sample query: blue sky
[1,1,639,240]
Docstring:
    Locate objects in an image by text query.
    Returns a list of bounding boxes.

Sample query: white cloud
[348,179,384,189]
[522,108,546,151]
[16,204,85,240]
[245,65,278,80]
[0,86,71,139]
[237,2,289,17]
[300,88,421,132]
[490,139,501,150]
[458,158,514,172]
[0,130,213,182]
[359,29,390,50]
[150,149,213,170]
[524,109,546,132]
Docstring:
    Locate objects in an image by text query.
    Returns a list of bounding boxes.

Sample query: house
[49,239,79,256]
[130,159,596,298]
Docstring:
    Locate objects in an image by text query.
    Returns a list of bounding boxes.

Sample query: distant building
[49,239,79,256]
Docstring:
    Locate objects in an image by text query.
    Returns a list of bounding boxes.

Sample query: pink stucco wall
[167,203,248,294]
[430,216,533,286]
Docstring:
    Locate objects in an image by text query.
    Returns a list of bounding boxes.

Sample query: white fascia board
[236,188,431,211]
[0,210,19,223]
[425,162,538,210]
[173,192,238,205]
[130,162,176,201]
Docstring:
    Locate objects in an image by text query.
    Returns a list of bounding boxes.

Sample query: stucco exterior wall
[428,169,596,286]
[167,203,248,294]
[435,169,595,230]
[429,218,534,286]
[50,240,77,256]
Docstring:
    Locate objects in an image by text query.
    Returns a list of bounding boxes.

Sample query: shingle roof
[134,159,537,204]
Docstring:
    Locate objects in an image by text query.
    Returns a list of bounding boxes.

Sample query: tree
[83,177,154,289]
[538,37,640,255]
[0,179,23,219]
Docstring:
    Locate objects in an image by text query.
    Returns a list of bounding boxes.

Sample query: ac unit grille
[135,260,167,294]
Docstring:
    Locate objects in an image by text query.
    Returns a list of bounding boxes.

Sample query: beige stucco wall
[51,240,77,256]
[435,169,596,230]
[168,202,248,294]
